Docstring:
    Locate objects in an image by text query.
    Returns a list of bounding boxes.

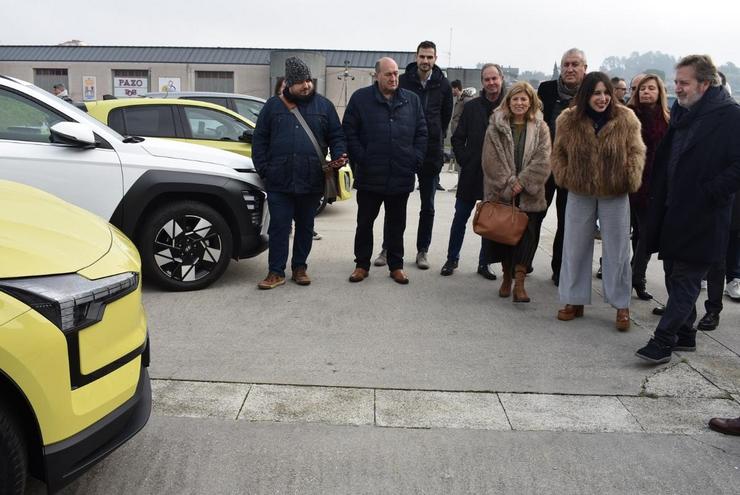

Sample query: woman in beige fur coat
[552,72,646,331]
[482,81,552,302]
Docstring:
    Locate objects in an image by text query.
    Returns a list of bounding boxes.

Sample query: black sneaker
[673,334,696,352]
[652,306,665,316]
[635,339,672,364]
[440,260,458,276]
[697,311,720,331]
[477,264,497,280]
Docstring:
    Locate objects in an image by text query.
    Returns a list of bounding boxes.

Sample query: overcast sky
[2,0,737,73]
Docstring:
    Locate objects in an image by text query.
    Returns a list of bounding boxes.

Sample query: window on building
[194,71,234,93]
[109,106,176,137]
[34,68,69,94]
[112,70,150,98]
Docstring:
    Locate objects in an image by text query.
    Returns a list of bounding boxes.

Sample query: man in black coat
[440,63,505,279]
[636,55,740,364]
[536,48,588,285]
[343,57,428,285]
[392,40,453,270]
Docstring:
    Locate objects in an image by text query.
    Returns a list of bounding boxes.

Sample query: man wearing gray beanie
[252,56,347,289]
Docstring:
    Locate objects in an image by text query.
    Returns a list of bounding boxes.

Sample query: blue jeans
[416,173,438,252]
[266,192,321,277]
[654,260,710,347]
[446,198,486,265]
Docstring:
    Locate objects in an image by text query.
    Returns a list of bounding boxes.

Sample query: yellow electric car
[0,180,150,494]
[85,98,255,157]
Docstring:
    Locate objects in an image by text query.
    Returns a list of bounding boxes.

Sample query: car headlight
[0,272,138,334]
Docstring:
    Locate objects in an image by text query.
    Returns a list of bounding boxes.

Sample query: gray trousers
[559,192,632,309]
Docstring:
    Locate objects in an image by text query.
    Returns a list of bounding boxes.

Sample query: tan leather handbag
[473,199,529,246]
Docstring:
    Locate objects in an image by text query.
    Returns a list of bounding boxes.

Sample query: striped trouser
[558,192,632,309]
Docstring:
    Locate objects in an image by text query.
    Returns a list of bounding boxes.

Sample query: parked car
[0,180,151,494]
[0,75,267,291]
[84,98,255,158]
[144,91,265,123]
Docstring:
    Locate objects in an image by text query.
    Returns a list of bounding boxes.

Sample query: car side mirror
[239,128,253,143]
[50,122,97,148]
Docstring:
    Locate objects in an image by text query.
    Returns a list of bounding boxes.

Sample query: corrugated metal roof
[0,46,418,68]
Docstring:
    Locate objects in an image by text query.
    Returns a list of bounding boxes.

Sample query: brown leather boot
[616,308,631,331]
[499,260,513,298]
[291,268,311,286]
[513,264,530,303]
[349,267,368,283]
[557,304,584,321]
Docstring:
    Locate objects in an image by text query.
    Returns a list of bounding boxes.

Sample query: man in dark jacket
[636,54,740,363]
[252,57,347,289]
[343,57,427,284]
[537,48,587,285]
[391,40,453,270]
[440,63,505,279]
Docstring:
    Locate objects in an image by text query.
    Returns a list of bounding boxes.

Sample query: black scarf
[283,86,315,105]
[585,106,609,134]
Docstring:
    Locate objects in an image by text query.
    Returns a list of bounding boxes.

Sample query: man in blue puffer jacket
[343,57,428,285]
[252,57,347,289]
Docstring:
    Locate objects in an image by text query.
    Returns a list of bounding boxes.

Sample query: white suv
[0,76,267,291]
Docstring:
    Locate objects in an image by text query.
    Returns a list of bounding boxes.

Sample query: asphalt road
[30,172,740,494]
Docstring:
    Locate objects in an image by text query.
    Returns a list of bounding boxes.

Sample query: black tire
[316,194,328,216]
[139,201,233,291]
[0,403,27,495]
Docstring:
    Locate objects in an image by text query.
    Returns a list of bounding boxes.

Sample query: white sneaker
[701,279,707,291]
[725,278,740,300]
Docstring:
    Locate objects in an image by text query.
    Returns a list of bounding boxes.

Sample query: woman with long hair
[627,74,670,300]
[552,72,646,330]
[481,81,552,302]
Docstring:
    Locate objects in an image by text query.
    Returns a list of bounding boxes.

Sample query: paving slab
[375,389,510,430]
[239,384,373,426]
[642,362,729,399]
[683,355,740,395]
[620,397,740,434]
[150,379,250,419]
[498,393,642,433]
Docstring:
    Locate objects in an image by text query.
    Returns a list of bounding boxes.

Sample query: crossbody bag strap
[279,95,328,172]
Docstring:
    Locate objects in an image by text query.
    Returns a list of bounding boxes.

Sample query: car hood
[0,181,112,278]
[139,138,255,171]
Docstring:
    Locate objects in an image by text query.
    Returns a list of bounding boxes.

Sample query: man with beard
[344,57,427,284]
[536,48,588,285]
[440,63,505,279]
[252,57,347,289]
[373,40,453,270]
[636,55,740,363]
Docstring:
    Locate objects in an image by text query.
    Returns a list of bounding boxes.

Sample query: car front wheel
[0,404,27,495]
[139,201,233,291]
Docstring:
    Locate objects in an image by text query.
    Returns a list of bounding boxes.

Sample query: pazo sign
[113,77,148,97]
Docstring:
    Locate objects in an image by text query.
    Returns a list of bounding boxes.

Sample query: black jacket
[645,87,740,263]
[450,94,502,201]
[252,92,346,194]
[537,79,571,142]
[399,62,453,175]
[342,83,427,195]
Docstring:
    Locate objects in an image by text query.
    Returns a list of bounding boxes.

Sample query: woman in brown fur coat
[552,72,646,330]
[482,81,552,302]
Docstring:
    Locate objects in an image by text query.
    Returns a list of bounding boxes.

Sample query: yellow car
[0,181,150,493]
[85,98,255,158]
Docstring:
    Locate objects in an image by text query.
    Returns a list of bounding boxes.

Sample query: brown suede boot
[512,265,530,303]
[499,260,513,298]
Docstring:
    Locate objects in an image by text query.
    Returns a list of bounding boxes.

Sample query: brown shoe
[390,269,409,285]
[349,267,369,283]
[258,272,286,290]
[616,308,630,331]
[291,268,311,286]
[513,264,530,303]
[709,416,740,435]
[557,304,584,321]
[499,261,512,298]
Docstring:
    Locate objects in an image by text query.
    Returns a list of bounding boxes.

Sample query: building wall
[0,60,381,116]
